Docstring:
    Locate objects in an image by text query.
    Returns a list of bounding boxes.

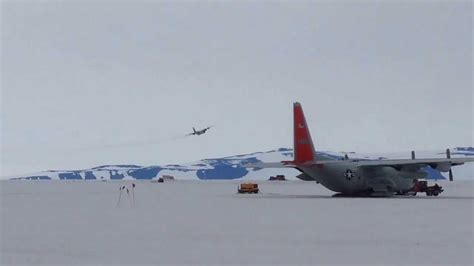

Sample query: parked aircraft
[186,126,213,136]
[249,102,474,196]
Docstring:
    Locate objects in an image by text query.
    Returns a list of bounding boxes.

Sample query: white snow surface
[1,180,473,265]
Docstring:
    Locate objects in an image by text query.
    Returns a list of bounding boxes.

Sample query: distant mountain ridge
[10,147,474,181]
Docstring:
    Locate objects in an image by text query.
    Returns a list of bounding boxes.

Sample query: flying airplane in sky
[249,102,474,196]
[186,126,213,136]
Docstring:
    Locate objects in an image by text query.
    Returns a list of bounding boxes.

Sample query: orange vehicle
[238,183,259,194]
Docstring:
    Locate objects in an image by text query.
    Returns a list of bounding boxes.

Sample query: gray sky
[1,1,472,177]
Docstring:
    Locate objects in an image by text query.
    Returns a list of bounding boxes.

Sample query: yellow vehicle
[238,183,259,194]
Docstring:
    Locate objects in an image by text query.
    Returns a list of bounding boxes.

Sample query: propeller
[446,148,453,181]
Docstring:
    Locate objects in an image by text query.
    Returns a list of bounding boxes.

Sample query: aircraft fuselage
[300,161,427,195]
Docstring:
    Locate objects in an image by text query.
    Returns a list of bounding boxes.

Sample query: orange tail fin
[292,102,316,163]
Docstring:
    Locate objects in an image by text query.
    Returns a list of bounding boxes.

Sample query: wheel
[433,191,439,196]
[426,191,432,196]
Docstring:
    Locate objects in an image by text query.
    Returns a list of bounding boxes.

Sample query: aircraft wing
[246,157,474,171]
[316,157,474,172]
[355,158,474,168]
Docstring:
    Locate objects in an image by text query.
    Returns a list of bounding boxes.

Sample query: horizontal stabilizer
[243,162,290,169]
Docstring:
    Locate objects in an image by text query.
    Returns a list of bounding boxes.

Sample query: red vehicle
[269,175,286,181]
[412,180,443,196]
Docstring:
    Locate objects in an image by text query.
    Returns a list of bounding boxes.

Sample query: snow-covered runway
[1,180,473,265]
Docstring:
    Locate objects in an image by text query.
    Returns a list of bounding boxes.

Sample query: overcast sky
[1,1,472,177]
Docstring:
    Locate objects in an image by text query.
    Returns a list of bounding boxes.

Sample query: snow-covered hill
[10,147,474,181]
